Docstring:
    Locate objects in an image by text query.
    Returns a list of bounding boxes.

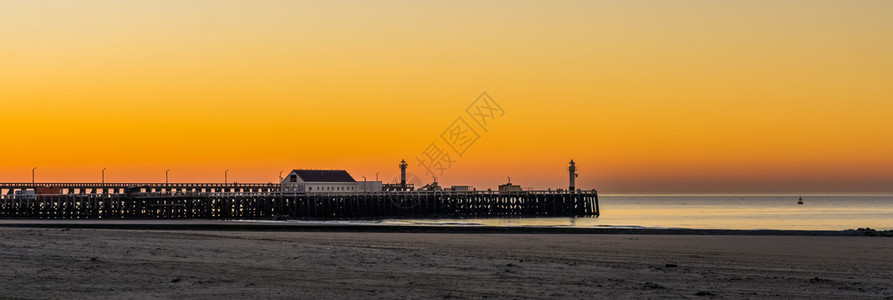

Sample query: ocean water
[382,194,893,230]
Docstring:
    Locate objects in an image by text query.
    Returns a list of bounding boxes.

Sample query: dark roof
[291,170,356,182]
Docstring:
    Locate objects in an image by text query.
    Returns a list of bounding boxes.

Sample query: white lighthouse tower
[568,160,578,191]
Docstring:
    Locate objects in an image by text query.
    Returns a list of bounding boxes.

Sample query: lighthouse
[568,160,578,191]
[400,159,408,187]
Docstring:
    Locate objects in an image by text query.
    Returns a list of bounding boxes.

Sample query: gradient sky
[2,1,892,193]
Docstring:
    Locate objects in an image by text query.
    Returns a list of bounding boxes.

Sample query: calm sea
[381,194,893,230]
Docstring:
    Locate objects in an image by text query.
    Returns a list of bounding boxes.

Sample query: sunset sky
[2,1,892,193]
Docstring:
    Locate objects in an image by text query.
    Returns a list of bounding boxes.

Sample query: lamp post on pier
[102,168,106,185]
[32,167,36,186]
[165,169,170,184]
[225,169,230,185]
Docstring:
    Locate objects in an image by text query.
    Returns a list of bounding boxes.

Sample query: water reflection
[382,195,893,230]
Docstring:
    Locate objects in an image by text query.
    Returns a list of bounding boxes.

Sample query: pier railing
[0,182,281,196]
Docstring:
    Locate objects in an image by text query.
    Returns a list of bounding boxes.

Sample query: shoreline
[1,219,890,236]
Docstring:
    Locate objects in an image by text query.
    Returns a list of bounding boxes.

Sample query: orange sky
[2,1,892,193]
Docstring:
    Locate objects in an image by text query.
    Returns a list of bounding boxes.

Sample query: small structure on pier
[420,177,443,191]
[357,180,383,193]
[449,185,473,192]
[499,177,522,192]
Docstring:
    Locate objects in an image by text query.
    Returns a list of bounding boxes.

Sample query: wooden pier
[0,190,598,220]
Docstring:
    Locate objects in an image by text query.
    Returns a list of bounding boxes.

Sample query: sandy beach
[1,226,891,299]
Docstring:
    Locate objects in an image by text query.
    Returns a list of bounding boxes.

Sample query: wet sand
[1,227,891,299]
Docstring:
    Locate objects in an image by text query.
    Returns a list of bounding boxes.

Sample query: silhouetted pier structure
[0,188,598,219]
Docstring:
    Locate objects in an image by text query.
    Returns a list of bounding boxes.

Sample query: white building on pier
[280,169,382,194]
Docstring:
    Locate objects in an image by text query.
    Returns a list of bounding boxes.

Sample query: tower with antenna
[569,160,578,191]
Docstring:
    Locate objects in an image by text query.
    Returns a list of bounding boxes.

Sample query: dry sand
[1,227,891,299]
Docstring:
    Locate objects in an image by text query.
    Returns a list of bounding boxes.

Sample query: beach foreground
[1,227,891,299]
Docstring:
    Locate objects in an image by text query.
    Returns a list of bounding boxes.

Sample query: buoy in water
[798,196,804,205]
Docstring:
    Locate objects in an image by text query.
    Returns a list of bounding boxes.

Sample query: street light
[225,169,230,185]
[279,170,284,182]
[376,171,380,181]
[102,168,106,185]
[165,169,170,184]
[32,167,36,186]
